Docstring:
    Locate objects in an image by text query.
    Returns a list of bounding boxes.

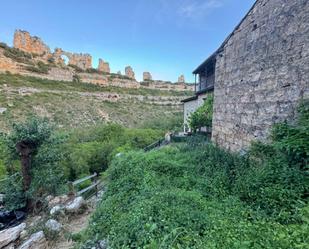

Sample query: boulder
[20,230,28,241]
[0,108,7,114]
[17,231,47,249]
[0,223,26,248]
[65,196,86,214]
[98,240,109,249]
[45,219,62,233]
[47,195,69,208]
[0,194,4,203]
[3,243,15,249]
[50,205,64,216]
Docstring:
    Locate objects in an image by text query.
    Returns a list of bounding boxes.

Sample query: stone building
[125,66,135,79]
[98,59,110,73]
[178,75,185,83]
[14,30,51,56]
[181,56,215,132]
[182,0,308,151]
[143,72,152,81]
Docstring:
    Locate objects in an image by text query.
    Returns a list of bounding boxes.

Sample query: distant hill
[0,73,189,131]
[0,30,194,92]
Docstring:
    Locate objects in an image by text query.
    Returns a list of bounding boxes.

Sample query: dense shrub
[189,94,213,131]
[79,102,308,248]
[1,43,33,64]
[25,61,50,74]
[140,113,183,132]
[61,124,163,180]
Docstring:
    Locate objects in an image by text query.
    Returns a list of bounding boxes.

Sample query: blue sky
[0,0,255,82]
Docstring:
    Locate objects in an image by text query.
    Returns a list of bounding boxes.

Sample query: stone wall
[98,59,110,73]
[67,53,92,70]
[14,30,50,56]
[125,66,135,79]
[141,80,194,91]
[143,72,152,81]
[212,0,309,151]
[178,75,185,83]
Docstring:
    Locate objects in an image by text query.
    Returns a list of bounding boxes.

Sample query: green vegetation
[0,73,186,131]
[1,117,66,210]
[78,102,309,248]
[0,117,163,211]
[24,61,51,74]
[0,42,34,64]
[189,94,213,131]
[0,73,192,96]
[61,123,163,181]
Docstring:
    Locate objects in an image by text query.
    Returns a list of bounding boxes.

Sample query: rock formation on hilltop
[14,30,50,56]
[125,66,135,79]
[0,30,194,91]
[143,72,152,81]
[178,75,185,83]
[98,59,110,73]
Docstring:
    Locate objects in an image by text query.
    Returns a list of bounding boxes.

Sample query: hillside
[0,73,191,131]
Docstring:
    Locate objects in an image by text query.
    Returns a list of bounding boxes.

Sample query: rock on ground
[45,219,62,233]
[50,205,65,216]
[3,243,15,249]
[0,223,26,248]
[65,197,86,214]
[98,240,109,249]
[47,195,70,209]
[17,231,47,249]
[0,108,7,114]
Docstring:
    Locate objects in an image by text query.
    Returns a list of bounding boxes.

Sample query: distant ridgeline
[0,30,194,91]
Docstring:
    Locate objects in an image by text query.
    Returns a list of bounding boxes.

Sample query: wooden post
[68,181,75,197]
[94,173,98,198]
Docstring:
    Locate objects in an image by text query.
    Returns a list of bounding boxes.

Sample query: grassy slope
[0,73,188,130]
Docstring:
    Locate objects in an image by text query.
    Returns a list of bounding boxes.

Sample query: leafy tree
[189,94,214,131]
[5,117,52,209]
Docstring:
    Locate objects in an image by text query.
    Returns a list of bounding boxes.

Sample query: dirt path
[51,209,93,249]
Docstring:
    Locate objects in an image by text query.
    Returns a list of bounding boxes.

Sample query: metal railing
[144,138,168,152]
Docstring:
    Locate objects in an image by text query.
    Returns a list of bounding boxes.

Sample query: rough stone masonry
[211,0,309,151]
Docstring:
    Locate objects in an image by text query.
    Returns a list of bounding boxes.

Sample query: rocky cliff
[1,30,194,92]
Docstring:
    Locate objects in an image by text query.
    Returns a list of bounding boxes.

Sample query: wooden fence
[68,173,100,199]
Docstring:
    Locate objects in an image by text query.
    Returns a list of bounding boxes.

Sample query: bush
[3,117,67,210]
[79,103,309,248]
[140,113,183,132]
[25,61,50,74]
[60,124,163,181]
[189,94,213,131]
[2,45,33,64]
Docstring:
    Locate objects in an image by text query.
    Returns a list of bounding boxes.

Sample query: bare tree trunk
[16,141,34,210]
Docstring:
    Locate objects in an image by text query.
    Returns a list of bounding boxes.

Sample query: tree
[189,94,214,132]
[6,117,52,209]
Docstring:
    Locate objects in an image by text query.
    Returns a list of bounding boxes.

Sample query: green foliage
[2,173,25,211]
[189,94,213,131]
[69,64,84,73]
[61,124,163,180]
[80,103,309,248]
[73,74,81,83]
[140,113,183,132]
[1,43,33,64]
[25,61,50,74]
[3,117,66,210]
[0,136,7,180]
[5,116,52,159]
